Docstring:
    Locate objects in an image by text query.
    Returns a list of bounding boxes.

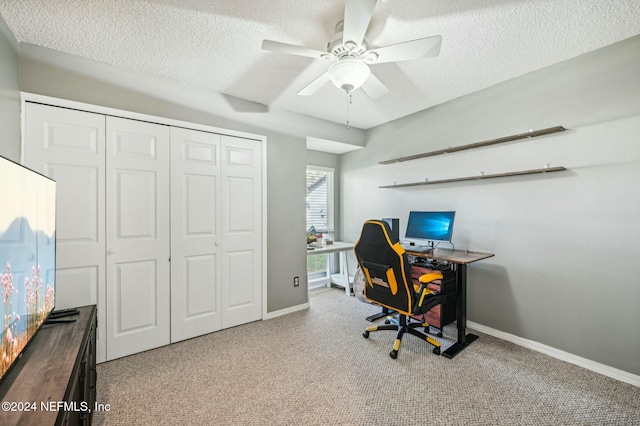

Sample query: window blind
[306,166,334,234]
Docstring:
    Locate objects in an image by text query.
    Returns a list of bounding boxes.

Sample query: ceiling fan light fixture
[328,59,370,93]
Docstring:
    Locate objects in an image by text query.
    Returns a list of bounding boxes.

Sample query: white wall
[340,35,640,375]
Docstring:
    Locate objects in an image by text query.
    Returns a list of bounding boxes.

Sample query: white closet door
[105,116,170,360]
[23,103,108,363]
[220,136,262,328]
[170,127,222,343]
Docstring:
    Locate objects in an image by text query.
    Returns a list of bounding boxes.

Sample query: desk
[405,248,494,359]
[307,241,354,295]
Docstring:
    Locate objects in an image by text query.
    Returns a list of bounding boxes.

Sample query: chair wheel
[362,331,369,338]
[437,332,443,337]
[433,347,441,355]
[390,350,398,359]
[384,319,390,324]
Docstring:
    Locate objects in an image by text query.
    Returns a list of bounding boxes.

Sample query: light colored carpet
[94,288,640,425]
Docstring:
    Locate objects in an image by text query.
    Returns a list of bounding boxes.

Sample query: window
[306,166,334,235]
[306,166,334,282]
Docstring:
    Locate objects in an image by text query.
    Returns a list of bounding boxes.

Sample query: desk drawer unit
[410,265,457,332]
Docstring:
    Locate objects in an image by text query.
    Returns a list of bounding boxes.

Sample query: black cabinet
[0,306,97,426]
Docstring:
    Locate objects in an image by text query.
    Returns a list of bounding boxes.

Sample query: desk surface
[307,241,354,255]
[405,248,494,264]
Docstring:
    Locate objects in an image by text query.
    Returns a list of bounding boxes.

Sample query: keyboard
[401,244,433,253]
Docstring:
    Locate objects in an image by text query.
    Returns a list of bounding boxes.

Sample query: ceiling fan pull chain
[346,92,350,129]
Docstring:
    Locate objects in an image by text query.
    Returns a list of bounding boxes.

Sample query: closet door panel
[170,127,221,343]
[106,116,170,360]
[23,103,107,363]
[226,250,255,307]
[221,136,262,328]
[114,260,158,331]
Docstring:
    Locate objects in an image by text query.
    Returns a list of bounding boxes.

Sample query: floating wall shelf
[379,126,566,165]
[379,166,567,188]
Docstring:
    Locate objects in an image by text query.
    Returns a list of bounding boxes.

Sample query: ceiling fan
[261,0,441,100]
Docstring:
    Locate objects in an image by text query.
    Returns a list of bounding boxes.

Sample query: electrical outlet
[293,276,299,287]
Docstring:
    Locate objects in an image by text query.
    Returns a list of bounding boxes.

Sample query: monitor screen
[405,211,456,243]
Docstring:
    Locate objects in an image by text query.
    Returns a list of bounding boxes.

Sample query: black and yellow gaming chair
[354,220,444,358]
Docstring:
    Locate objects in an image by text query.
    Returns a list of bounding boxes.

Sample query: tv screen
[0,156,56,383]
[405,211,456,243]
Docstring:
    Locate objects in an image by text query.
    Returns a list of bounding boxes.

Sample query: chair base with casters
[361,282,443,358]
[363,314,442,358]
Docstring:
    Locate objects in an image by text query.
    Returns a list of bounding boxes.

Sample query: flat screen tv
[0,156,56,384]
[405,211,456,246]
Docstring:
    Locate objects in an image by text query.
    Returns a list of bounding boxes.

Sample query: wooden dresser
[0,305,97,426]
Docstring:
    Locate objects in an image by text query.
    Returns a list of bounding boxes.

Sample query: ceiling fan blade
[361,73,388,99]
[368,35,442,64]
[297,72,331,96]
[262,40,331,60]
[342,0,377,47]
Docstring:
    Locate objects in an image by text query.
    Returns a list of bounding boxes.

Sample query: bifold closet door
[105,116,171,360]
[25,102,262,360]
[220,136,262,328]
[170,127,222,343]
[23,103,108,363]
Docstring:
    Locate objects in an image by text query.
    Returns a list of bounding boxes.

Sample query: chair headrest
[358,220,398,246]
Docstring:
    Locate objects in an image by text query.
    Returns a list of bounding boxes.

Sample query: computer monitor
[405,211,456,246]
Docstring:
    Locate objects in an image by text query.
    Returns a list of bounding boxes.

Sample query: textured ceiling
[1,0,639,129]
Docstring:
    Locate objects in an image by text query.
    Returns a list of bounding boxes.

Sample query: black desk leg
[442,263,479,358]
[366,307,391,322]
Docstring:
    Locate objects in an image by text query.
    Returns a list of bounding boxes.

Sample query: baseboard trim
[467,321,640,388]
[263,302,310,320]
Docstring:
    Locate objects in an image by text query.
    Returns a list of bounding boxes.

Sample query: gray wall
[340,35,640,375]
[17,44,320,313]
[0,15,20,161]
[306,149,340,170]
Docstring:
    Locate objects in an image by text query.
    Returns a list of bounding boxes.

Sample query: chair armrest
[419,272,443,284]
[410,273,445,314]
[411,282,440,312]
[418,287,438,307]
